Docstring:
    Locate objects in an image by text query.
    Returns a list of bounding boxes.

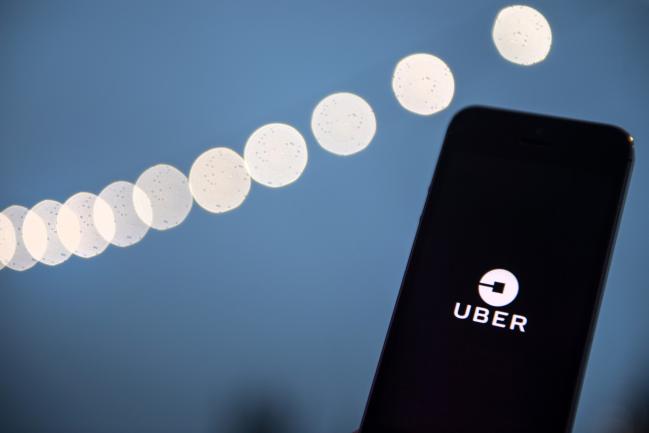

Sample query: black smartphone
[359,106,634,433]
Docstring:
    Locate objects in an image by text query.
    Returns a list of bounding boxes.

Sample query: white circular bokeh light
[244,123,308,188]
[492,5,552,66]
[98,181,151,247]
[63,192,115,258]
[22,204,50,264]
[392,53,455,116]
[2,206,38,271]
[189,147,251,213]
[311,92,377,156]
[0,213,17,270]
[135,164,193,230]
[23,200,77,266]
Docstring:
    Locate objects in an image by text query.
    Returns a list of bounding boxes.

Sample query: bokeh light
[55,202,81,262]
[244,123,308,188]
[135,164,193,231]
[0,213,17,271]
[98,181,151,247]
[62,192,114,259]
[23,200,76,266]
[189,147,251,213]
[392,53,455,116]
[492,5,552,66]
[1,206,38,271]
[311,92,377,156]
[22,203,51,264]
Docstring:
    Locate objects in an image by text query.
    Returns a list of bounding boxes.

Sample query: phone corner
[601,123,635,162]
[446,105,489,135]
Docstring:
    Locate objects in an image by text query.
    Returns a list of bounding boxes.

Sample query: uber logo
[453,268,528,333]
[478,268,519,307]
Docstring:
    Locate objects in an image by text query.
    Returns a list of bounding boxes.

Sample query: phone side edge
[357,109,467,431]
[564,146,634,433]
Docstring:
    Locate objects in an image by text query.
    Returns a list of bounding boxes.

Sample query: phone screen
[360,108,632,433]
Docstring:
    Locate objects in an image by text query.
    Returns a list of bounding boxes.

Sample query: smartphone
[359,106,634,433]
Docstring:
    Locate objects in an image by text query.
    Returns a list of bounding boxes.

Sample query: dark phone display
[361,109,631,433]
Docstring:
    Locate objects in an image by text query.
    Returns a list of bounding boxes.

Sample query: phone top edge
[447,105,634,162]
[450,105,634,139]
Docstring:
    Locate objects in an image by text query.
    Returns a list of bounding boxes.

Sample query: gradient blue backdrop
[1,1,647,432]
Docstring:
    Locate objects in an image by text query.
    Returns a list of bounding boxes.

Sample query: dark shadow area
[604,377,649,433]
[218,389,301,433]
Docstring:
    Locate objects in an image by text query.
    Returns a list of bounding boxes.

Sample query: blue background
[1,1,647,432]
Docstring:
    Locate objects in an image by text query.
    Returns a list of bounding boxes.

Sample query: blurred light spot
[244,123,308,188]
[1,206,38,271]
[56,202,81,260]
[392,53,455,115]
[189,147,251,213]
[63,192,114,258]
[135,164,193,230]
[132,186,154,228]
[97,181,150,247]
[23,200,52,262]
[311,92,377,156]
[0,213,17,271]
[23,200,76,266]
[94,196,117,245]
[492,5,552,66]
[22,209,48,264]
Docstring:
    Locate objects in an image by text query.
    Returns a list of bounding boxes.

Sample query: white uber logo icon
[453,268,528,333]
[478,268,519,307]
